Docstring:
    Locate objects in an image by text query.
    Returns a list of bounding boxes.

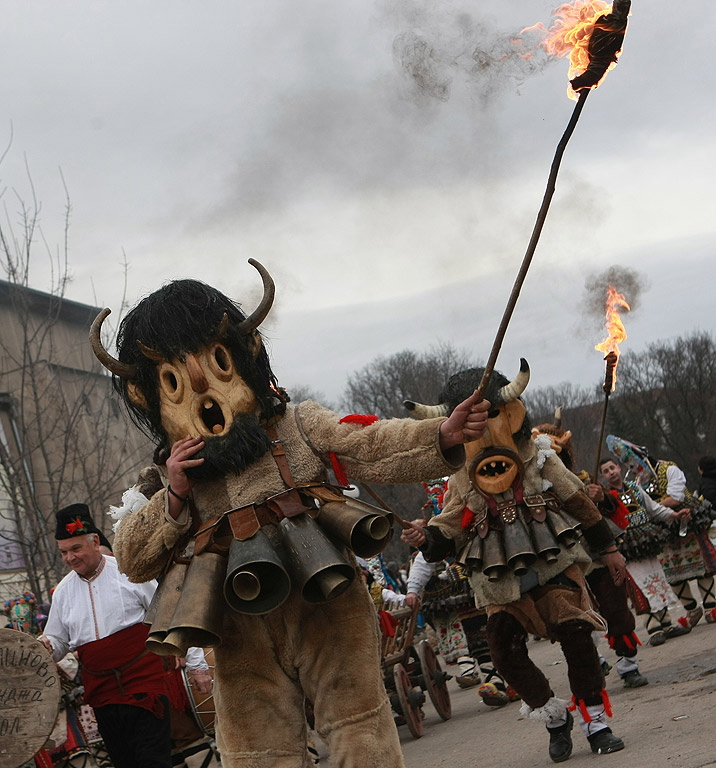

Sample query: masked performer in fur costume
[92,261,490,768]
[401,362,627,762]
[405,480,518,705]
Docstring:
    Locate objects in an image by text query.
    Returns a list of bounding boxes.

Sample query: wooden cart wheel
[393,662,423,738]
[417,639,452,721]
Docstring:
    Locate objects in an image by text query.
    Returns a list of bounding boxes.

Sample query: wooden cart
[380,604,452,739]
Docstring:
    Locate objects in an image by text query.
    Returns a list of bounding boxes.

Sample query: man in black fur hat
[40,503,208,768]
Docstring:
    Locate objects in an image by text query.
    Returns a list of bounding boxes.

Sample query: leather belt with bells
[193,424,318,553]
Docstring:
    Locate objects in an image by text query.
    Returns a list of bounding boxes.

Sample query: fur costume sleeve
[540,454,614,551]
[113,481,191,584]
[295,400,465,483]
[421,471,473,561]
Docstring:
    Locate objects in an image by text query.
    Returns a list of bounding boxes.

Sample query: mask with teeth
[403,359,532,497]
[464,399,528,495]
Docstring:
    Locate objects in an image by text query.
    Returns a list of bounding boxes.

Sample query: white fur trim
[534,433,556,469]
[108,486,149,532]
[520,696,569,724]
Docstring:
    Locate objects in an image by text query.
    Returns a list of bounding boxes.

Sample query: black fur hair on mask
[113,279,285,452]
[439,367,532,442]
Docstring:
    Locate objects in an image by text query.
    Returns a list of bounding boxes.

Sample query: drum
[0,629,62,768]
[181,648,216,737]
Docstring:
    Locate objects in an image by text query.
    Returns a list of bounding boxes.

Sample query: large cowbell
[223,528,291,615]
[145,561,188,655]
[316,498,393,558]
[279,514,355,603]
[147,553,226,657]
[502,514,537,576]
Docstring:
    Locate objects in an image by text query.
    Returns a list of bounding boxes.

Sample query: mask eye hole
[207,343,234,382]
[214,346,230,372]
[159,364,184,403]
[488,408,500,419]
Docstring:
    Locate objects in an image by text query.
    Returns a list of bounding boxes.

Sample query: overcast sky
[2,1,714,405]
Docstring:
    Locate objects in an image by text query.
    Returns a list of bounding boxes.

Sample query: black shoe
[663,623,691,639]
[588,727,625,754]
[622,669,649,688]
[547,711,573,763]
[648,631,666,646]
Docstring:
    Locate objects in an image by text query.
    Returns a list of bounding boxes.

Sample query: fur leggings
[487,611,603,709]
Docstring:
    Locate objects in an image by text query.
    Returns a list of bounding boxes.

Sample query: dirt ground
[319,612,716,768]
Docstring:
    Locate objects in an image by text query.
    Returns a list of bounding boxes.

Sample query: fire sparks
[523,1,629,99]
[595,284,630,391]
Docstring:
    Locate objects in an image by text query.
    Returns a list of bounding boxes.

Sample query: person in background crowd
[591,459,690,647]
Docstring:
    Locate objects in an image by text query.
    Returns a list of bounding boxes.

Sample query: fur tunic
[113,401,463,768]
[426,435,602,608]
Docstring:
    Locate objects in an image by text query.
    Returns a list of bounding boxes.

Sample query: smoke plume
[390,6,549,105]
[582,265,649,316]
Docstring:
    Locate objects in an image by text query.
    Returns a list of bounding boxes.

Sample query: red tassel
[328,452,349,487]
[677,616,689,628]
[623,633,634,651]
[601,689,613,718]
[339,413,379,426]
[567,695,576,712]
[461,506,475,529]
[607,635,616,649]
[379,609,399,637]
[632,631,642,647]
[578,699,591,723]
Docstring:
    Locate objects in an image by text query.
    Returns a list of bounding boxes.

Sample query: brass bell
[546,509,580,548]
[482,529,509,582]
[529,519,561,563]
[160,552,227,656]
[278,514,355,603]
[503,517,537,576]
[561,510,582,535]
[317,499,392,558]
[145,561,188,654]
[460,535,484,572]
[223,528,291,615]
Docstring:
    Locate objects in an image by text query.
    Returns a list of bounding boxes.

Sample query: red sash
[77,623,167,717]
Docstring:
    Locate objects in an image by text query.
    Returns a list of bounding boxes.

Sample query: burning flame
[595,284,630,391]
[523,1,623,100]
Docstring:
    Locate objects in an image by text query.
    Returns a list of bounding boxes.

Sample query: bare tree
[522,381,604,476]
[0,165,151,600]
[342,343,477,418]
[287,384,335,412]
[340,343,478,566]
[607,332,716,488]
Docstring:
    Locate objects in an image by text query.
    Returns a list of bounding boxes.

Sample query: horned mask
[90,260,278,452]
[405,360,531,496]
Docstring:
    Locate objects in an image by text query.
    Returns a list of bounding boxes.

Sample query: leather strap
[265,425,313,519]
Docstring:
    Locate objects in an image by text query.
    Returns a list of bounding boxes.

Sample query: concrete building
[0,279,152,603]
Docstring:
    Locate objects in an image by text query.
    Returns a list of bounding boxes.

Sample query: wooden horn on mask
[237,259,276,335]
[90,308,137,379]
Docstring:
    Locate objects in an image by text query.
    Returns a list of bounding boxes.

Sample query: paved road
[320,615,716,767]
